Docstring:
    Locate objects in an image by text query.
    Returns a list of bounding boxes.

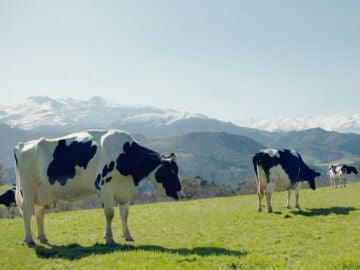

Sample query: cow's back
[97,130,134,161]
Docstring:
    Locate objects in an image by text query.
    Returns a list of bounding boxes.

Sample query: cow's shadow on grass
[291,206,358,217]
[34,243,246,260]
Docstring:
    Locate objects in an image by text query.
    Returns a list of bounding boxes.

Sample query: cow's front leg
[35,205,48,243]
[341,177,346,188]
[119,203,134,241]
[285,190,291,209]
[294,184,301,209]
[7,206,11,219]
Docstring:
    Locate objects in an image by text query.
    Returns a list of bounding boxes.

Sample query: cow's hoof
[40,238,48,244]
[24,240,36,247]
[125,237,134,242]
[105,239,115,245]
[38,236,48,244]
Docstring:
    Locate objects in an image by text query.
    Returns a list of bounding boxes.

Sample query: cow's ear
[169,153,178,163]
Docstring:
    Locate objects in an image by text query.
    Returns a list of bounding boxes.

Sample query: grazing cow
[253,149,320,213]
[328,164,358,188]
[0,187,16,218]
[14,129,181,245]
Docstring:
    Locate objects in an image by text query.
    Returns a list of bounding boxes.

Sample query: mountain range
[2,96,360,135]
[0,96,359,186]
[236,114,360,134]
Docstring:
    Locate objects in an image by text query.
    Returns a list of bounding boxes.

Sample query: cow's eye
[171,169,175,174]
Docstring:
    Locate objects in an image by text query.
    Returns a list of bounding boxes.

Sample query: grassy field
[0,182,359,269]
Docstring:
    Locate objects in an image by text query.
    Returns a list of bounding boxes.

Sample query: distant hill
[145,132,266,185]
[266,128,360,165]
[1,124,360,186]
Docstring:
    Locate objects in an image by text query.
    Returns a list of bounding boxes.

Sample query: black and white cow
[328,164,358,188]
[253,149,320,213]
[0,187,16,218]
[14,129,181,245]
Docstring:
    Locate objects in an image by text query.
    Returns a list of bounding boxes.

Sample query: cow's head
[153,153,181,200]
[350,166,358,175]
[307,169,321,190]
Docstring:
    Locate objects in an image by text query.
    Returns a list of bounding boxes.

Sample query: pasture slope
[0,183,359,269]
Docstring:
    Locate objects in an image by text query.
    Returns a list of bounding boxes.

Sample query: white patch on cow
[289,149,299,158]
[261,149,280,158]
[147,166,167,196]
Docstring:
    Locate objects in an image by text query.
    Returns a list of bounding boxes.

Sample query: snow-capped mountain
[1,96,360,135]
[235,114,360,134]
[0,96,208,132]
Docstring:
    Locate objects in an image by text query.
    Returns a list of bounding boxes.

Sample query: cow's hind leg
[99,188,116,244]
[295,191,300,209]
[119,203,134,241]
[35,205,48,243]
[265,182,275,213]
[257,193,263,212]
[256,174,266,212]
[265,191,273,213]
[103,206,115,244]
[21,197,35,245]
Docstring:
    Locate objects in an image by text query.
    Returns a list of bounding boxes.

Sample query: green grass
[1,183,360,269]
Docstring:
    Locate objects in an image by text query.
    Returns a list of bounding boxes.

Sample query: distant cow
[253,149,320,213]
[0,187,16,218]
[328,164,358,188]
[15,129,181,245]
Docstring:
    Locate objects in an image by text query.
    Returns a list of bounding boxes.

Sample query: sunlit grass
[0,182,360,269]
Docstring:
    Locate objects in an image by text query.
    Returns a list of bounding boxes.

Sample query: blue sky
[0,1,359,122]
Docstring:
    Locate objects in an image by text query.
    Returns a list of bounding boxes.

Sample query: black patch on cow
[47,139,97,186]
[102,161,115,177]
[115,141,181,199]
[94,162,115,190]
[253,149,320,190]
[342,165,358,175]
[95,174,101,190]
[0,188,16,207]
[116,141,162,185]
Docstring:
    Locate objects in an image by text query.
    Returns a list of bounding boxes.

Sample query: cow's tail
[14,147,23,216]
[253,154,266,199]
